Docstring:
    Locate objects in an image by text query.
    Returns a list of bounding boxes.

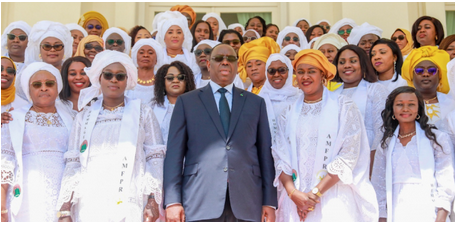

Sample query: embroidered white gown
[151,97,175,146]
[125,84,155,105]
[376,73,408,94]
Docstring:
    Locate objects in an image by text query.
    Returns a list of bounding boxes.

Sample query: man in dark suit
[163,44,277,222]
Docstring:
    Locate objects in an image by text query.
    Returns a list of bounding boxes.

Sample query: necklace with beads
[304,97,323,104]
[398,131,416,139]
[424,96,437,104]
[102,101,125,111]
[137,77,154,84]
[32,106,57,125]
[167,49,183,58]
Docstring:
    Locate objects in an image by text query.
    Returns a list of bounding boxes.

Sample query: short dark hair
[129,25,149,47]
[218,29,245,45]
[332,44,377,83]
[305,25,327,41]
[245,16,267,36]
[190,20,214,52]
[438,34,455,52]
[411,16,445,48]
[265,23,280,34]
[153,61,196,107]
[369,38,403,81]
[59,56,92,102]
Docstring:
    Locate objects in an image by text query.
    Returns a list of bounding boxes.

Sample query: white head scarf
[150,29,158,37]
[347,22,383,45]
[292,18,312,27]
[102,27,132,54]
[328,18,357,34]
[192,40,220,52]
[316,19,331,26]
[228,23,245,33]
[259,53,298,99]
[24,21,73,66]
[65,23,88,37]
[202,13,227,37]
[280,44,302,55]
[1,21,32,56]
[276,26,309,49]
[20,62,63,103]
[243,29,261,39]
[308,37,320,49]
[154,11,193,52]
[78,50,138,110]
[131,38,164,71]
[313,33,347,50]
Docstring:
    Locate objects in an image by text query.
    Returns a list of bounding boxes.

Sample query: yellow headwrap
[1,56,17,106]
[78,11,109,36]
[170,5,196,28]
[292,49,337,82]
[74,35,104,57]
[402,46,450,94]
[393,28,414,56]
[238,37,280,82]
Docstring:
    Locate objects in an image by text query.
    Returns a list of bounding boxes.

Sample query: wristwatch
[312,187,323,197]
[56,210,71,219]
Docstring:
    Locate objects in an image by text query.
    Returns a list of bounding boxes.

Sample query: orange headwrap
[74,35,104,57]
[292,49,337,81]
[78,11,109,36]
[1,56,17,106]
[170,5,196,28]
[238,37,281,82]
[393,28,414,56]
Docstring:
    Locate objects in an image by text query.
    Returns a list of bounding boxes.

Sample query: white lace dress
[1,111,69,222]
[56,103,166,222]
[151,98,175,146]
[377,73,408,94]
[125,84,155,106]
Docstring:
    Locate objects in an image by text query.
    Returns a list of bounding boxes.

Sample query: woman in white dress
[1,21,31,75]
[1,57,28,114]
[101,27,131,54]
[1,62,73,222]
[276,26,308,49]
[56,50,166,222]
[202,13,227,40]
[346,22,382,56]
[372,86,454,222]
[272,49,378,222]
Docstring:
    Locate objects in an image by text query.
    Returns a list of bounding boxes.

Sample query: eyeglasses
[222,39,241,45]
[1,66,15,75]
[7,34,27,41]
[194,48,212,57]
[41,44,64,51]
[267,67,288,75]
[84,43,103,52]
[322,26,330,30]
[102,72,127,81]
[106,39,124,45]
[391,35,405,42]
[211,55,238,62]
[243,36,257,42]
[31,80,56,89]
[337,28,352,35]
[414,67,438,76]
[284,36,299,42]
[165,74,186,82]
[87,24,102,30]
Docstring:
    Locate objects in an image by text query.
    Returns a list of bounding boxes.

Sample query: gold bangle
[288,188,297,199]
[1,209,8,214]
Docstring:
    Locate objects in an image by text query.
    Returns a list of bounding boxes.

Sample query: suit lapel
[199,84,227,140]
[227,87,246,143]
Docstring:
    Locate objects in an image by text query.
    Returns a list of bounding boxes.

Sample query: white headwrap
[78,50,138,110]
[131,38,164,71]
[24,21,73,66]
[192,40,220,52]
[316,19,331,26]
[102,27,132,54]
[276,26,309,49]
[150,29,158,37]
[308,37,320,49]
[1,21,32,56]
[260,53,298,98]
[347,22,383,45]
[20,62,63,103]
[228,23,245,33]
[292,18,312,27]
[202,13,227,37]
[154,11,193,52]
[328,18,357,34]
[313,33,347,50]
[243,29,261,39]
[280,44,302,55]
[65,23,88,37]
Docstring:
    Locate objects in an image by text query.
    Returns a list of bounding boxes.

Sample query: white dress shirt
[209,80,233,112]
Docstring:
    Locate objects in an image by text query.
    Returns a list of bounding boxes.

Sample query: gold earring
[392,115,396,120]
[416,114,420,120]
[39,54,41,59]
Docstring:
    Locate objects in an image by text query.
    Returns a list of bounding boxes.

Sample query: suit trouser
[198,186,249,222]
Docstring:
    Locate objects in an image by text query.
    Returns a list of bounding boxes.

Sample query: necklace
[167,49,183,58]
[32,106,57,125]
[137,77,154,84]
[398,131,416,139]
[304,97,323,104]
[102,101,125,111]
[424,96,437,104]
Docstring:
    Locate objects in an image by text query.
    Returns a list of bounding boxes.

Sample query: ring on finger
[308,207,314,211]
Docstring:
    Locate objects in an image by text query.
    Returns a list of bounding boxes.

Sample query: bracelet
[1,209,7,214]
[56,210,71,219]
[288,189,297,199]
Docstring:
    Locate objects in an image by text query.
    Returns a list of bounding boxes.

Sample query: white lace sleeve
[371,142,388,218]
[432,130,455,212]
[271,106,293,188]
[368,83,388,150]
[1,124,16,185]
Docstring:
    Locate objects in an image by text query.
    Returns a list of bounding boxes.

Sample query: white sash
[261,93,278,144]
[333,79,368,119]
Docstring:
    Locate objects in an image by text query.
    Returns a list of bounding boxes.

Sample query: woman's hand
[1,108,13,127]
[378,217,387,222]
[290,190,319,214]
[143,196,159,222]
[58,216,73,222]
[1,210,8,222]
[435,208,448,222]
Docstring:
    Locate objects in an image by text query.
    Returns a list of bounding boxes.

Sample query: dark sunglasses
[337,28,352,35]
[102,72,127,81]
[284,36,299,42]
[165,74,186,82]
[106,39,124,45]
[7,34,27,41]
[391,35,405,42]
[1,66,15,75]
[414,67,438,76]
[41,43,64,51]
[243,36,257,42]
[87,24,102,30]
[267,67,288,75]
[323,26,330,30]
[222,39,240,45]
[211,55,238,62]
[31,80,56,89]
[84,43,103,52]
[194,48,212,57]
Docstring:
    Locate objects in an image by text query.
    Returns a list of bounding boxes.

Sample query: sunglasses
[102,72,127,81]
[7,34,27,41]
[322,26,330,30]
[106,39,124,45]
[222,39,241,45]
[41,43,64,51]
[194,48,212,57]
[87,24,102,30]
[414,67,438,76]
[267,67,288,75]
[284,36,299,42]
[337,28,352,35]
[84,43,103,52]
[243,36,257,42]
[391,35,405,42]
[31,80,56,89]
[211,55,238,62]
[165,74,186,82]
[1,66,15,75]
